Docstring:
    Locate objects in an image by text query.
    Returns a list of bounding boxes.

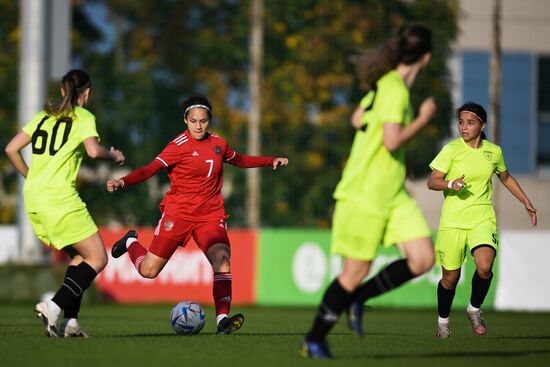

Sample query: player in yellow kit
[5,69,125,337]
[302,23,436,359]
[428,101,537,339]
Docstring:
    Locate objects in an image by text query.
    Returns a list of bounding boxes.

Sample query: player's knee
[85,252,108,272]
[96,255,108,272]
[208,244,231,272]
[425,256,435,271]
[212,256,230,272]
[419,259,434,275]
[475,264,493,279]
[338,273,363,292]
[139,264,160,279]
[441,273,460,288]
[69,254,84,266]
[338,266,370,291]
[408,255,434,275]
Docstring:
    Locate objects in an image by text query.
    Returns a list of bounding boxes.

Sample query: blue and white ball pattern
[170,301,206,335]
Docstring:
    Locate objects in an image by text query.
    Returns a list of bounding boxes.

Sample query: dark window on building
[538,57,550,121]
[537,57,550,165]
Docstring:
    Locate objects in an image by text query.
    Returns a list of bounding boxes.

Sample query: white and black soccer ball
[169,301,206,335]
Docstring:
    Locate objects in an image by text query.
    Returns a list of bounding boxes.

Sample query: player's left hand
[452,174,465,191]
[106,179,124,193]
[525,202,537,226]
[273,157,289,170]
[110,147,125,166]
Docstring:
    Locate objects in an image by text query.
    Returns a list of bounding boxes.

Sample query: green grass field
[1,304,549,367]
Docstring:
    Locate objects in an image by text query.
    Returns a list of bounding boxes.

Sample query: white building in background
[454,0,550,174]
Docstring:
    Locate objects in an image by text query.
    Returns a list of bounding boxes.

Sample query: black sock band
[63,295,82,319]
[354,259,415,303]
[437,281,456,318]
[52,262,97,310]
[470,271,493,308]
[306,279,353,342]
[62,266,83,319]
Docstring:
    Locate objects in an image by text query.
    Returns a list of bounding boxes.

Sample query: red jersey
[122,131,274,221]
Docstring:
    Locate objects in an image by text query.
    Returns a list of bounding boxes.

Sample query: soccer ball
[169,301,206,335]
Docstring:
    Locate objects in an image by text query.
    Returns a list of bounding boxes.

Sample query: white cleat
[58,318,89,338]
[435,322,451,339]
[35,302,59,337]
[466,309,487,335]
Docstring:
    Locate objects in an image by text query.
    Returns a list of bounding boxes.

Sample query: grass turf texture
[1,304,549,367]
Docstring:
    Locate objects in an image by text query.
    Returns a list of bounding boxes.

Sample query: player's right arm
[107,139,182,193]
[4,131,31,178]
[427,169,465,192]
[106,159,164,193]
[428,143,465,191]
[383,97,436,152]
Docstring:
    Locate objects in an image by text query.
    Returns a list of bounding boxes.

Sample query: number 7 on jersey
[205,159,214,177]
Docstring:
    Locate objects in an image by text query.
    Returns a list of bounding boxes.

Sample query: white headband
[460,110,484,123]
[184,104,210,116]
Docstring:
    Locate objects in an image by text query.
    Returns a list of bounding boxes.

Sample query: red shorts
[148,213,230,260]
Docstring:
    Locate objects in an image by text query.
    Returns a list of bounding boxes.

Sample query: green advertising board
[257,229,497,309]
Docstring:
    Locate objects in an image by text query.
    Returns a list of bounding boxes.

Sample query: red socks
[127,241,147,273]
[213,272,232,317]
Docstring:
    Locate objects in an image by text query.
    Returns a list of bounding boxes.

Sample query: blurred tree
[2,0,458,228]
[255,0,459,226]
[0,2,104,224]
[0,0,19,223]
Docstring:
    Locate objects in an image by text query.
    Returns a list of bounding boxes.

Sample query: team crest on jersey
[483,151,493,161]
[163,220,174,231]
[213,145,222,155]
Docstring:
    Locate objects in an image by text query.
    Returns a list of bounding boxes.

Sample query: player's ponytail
[45,69,91,116]
[350,38,400,90]
[351,23,432,90]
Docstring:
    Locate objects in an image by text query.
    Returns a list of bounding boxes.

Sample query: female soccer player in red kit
[107,96,289,334]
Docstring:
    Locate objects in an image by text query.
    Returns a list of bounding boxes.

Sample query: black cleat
[300,338,332,359]
[216,313,245,335]
[347,301,364,337]
[111,230,138,258]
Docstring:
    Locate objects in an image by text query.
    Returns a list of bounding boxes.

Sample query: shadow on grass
[113,331,422,338]
[345,349,550,360]
[493,336,550,340]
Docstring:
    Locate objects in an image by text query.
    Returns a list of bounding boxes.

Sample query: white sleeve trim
[225,151,237,162]
[155,156,168,167]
